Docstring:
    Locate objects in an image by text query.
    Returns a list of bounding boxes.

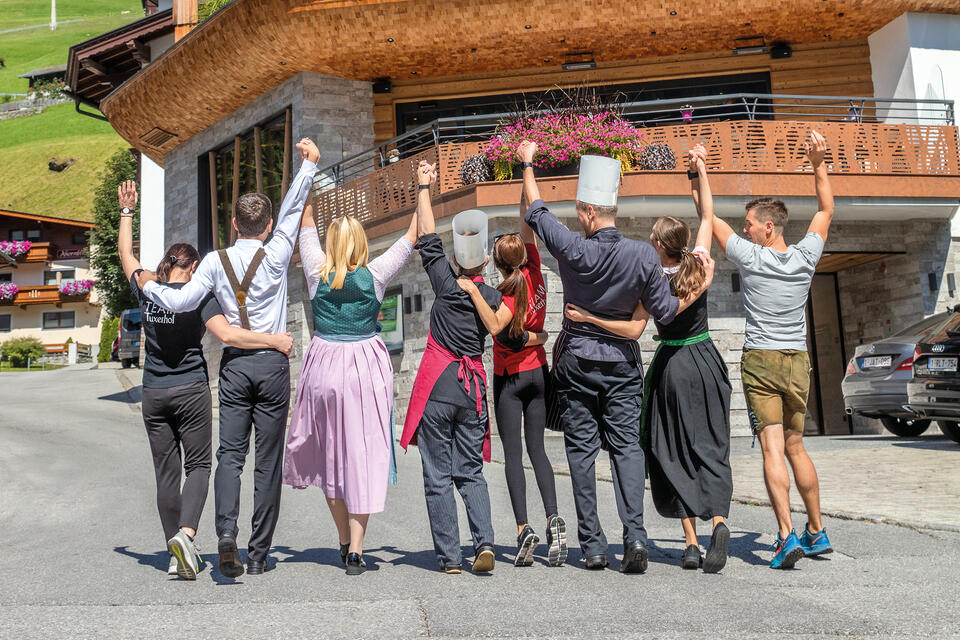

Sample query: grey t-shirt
[725,232,824,351]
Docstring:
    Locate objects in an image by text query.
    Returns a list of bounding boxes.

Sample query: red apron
[400,332,492,462]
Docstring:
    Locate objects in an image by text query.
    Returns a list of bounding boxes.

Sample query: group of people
[120,128,836,581]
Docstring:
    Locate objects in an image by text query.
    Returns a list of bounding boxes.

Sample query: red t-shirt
[493,242,548,376]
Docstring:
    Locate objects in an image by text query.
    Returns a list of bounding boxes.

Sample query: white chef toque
[452,209,488,269]
[576,155,622,207]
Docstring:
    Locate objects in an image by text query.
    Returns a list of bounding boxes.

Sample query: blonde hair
[319,216,369,290]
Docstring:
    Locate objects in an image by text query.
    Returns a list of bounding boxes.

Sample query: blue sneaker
[770,531,804,569]
[799,525,833,557]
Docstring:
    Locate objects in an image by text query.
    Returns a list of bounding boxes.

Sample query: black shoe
[515,525,539,567]
[442,563,462,574]
[472,543,495,572]
[546,515,568,567]
[246,558,269,575]
[682,544,702,570]
[703,522,730,574]
[339,542,350,566]
[345,552,366,575]
[583,554,609,570]
[620,540,649,574]
[217,538,244,578]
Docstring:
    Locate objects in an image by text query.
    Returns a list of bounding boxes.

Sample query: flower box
[0,240,32,259]
[0,282,19,302]
[58,279,93,296]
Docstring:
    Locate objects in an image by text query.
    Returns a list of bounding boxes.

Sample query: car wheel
[879,416,931,437]
[937,421,960,444]
[121,359,132,369]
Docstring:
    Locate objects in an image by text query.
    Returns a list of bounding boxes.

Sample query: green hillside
[0,103,128,220]
[0,1,142,221]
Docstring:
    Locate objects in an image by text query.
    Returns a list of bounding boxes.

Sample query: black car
[906,305,960,445]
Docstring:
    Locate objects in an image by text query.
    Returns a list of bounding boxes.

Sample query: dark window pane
[59,311,75,329]
[0,273,11,282]
[43,312,58,329]
[0,314,10,332]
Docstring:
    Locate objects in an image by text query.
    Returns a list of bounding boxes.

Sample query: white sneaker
[167,530,202,580]
[167,555,178,576]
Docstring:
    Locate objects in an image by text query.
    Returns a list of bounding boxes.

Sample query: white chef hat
[576,155,621,207]
[452,209,488,269]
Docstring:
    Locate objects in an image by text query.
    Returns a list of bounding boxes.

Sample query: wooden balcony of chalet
[310,94,960,240]
[19,242,57,263]
[0,285,91,308]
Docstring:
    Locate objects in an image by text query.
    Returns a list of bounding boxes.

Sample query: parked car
[842,311,951,437]
[907,306,960,445]
[117,308,141,369]
[111,335,120,362]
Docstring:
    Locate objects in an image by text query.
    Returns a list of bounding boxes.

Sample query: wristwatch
[686,170,699,180]
[521,162,534,170]
[121,207,132,214]
[417,184,431,190]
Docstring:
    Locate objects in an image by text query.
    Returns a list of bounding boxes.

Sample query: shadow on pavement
[113,545,167,572]
[99,386,142,404]
[890,440,959,451]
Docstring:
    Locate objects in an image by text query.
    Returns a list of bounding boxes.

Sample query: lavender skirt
[283,335,397,514]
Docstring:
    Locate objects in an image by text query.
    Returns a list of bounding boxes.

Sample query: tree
[89,149,139,318]
[1,337,47,367]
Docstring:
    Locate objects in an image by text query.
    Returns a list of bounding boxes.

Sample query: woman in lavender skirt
[283,200,417,575]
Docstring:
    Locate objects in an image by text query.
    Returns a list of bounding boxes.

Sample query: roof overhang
[0,209,97,229]
[99,0,960,165]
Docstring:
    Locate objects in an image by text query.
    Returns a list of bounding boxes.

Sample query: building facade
[70,1,960,435]
[0,210,100,350]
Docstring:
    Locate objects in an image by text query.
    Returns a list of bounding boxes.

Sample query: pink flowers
[0,240,32,258]
[0,282,19,300]
[58,279,93,296]
[483,111,646,172]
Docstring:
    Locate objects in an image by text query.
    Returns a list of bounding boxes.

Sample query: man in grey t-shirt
[710,131,835,569]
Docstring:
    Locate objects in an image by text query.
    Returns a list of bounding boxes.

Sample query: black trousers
[418,398,494,567]
[493,365,558,526]
[141,380,212,545]
[215,349,290,562]
[554,350,647,557]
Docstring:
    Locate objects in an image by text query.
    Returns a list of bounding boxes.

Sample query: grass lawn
[0,361,66,372]
[0,1,142,94]
[0,102,127,220]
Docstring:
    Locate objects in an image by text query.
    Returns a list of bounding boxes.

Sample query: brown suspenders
[217,248,267,330]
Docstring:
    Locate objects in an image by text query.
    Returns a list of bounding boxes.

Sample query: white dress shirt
[142,159,317,343]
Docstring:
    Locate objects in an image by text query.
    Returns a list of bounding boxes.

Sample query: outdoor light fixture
[732,45,768,55]
[562,60,597,71]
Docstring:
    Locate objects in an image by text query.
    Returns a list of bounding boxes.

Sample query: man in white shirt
[141,137,320,577]
[710,131,836,569]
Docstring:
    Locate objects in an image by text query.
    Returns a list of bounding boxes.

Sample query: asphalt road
[1,366,959,639]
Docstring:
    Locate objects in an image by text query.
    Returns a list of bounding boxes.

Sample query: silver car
[841,312,950,437]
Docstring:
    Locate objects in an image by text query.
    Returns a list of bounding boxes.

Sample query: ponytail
[670,249,705,299]
[157,243,201,283]
[492,233,530,339]
[651,216,705,298]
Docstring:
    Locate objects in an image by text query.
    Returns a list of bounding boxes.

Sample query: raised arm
[416,160,437,237]
[688,144,714,253]
[519,139,584,262]
[117,181,155,288]
[300,200,316,229]
[457,277,514,336]
[141,252,217,312]
[804,130,834,242]
[205,315,293,355]
[519,190,535,246]
[265,138,320,265]
[518,140,543,206]
[565,300,650,341]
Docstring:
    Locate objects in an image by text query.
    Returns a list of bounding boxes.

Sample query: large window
[43,311,75,329]
[198,108,291,253]
[395,72,772,136]
[10,229,41,242]
[0,314,10,332]
[43,269,75,285]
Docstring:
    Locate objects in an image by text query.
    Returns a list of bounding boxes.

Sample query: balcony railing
[312,94,958,235]
[0,285,91,307]
[21,242,56,263]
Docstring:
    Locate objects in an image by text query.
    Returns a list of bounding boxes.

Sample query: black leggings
[141,380,212,545]
[493,365,558,526]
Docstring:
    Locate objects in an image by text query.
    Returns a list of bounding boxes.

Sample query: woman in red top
[490,195,566,568]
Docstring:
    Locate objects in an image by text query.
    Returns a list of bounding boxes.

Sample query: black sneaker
[345,552,366,576]
[703,522,730,574]
[620,540,649,574]
[472,544,495,573]
[681,544,702,570]
[546,515,568,567]
[515,525,539,567]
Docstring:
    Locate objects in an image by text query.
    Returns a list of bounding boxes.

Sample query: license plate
[861,356,892,369]
[132,341,139,347]
[928,357,957,372]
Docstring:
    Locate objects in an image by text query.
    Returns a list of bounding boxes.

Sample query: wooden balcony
[314,120,960,240]
[0,285,91,308]
[19,242,56,263]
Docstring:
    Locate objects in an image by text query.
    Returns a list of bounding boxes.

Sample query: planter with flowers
[478,110,676,183]
[0,240,32,260]
[0,282,18,304]
[58,279,93,297]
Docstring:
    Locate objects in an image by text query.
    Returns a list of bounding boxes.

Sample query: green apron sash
[639,331,712,449]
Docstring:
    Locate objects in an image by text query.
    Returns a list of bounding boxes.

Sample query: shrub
[98,316,119,363]
[1,337,47,367]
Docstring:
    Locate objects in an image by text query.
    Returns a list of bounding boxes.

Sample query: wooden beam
[80,59,109,76]
[125,39,151,67]
[281,107,292,194]
[172,0,198,42]
[231,136,241,245]
[254,126,263,193]
[207,151,218,250]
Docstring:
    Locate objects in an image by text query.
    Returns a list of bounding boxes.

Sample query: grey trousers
[554,350,647,557]
[215,349,290,562]
[417,399,494,567]
[141,380,213,545]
